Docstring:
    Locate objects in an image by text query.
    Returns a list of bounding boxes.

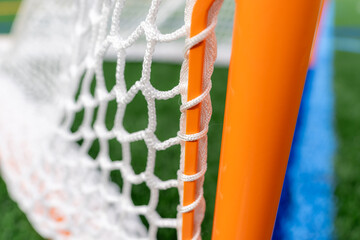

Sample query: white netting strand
[0,0,223,239]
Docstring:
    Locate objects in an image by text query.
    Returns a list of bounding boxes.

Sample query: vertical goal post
[0,0,326,239]
[184,0,215,239]
[212,0,323,239]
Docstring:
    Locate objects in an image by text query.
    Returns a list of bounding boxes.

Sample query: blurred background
[0,0,359,239]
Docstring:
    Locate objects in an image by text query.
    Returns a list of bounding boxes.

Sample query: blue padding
[0,22,13,34]
[335,37,360,54]
[273,1,336,239]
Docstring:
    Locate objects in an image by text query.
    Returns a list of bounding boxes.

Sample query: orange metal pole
[212,0,323,239]
[183,0,215,239]
[310,0,327,67]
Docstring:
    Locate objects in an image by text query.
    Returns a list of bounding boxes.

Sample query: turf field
[0,62,227,240]
[0,1,225,239]
[0,0,359,239]
[334,0,360,239]
[0,0,20,33]
[334,51,360,240]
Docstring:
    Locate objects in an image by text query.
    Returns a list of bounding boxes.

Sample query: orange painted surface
[50,208,70,237]
[212,0,323,239]
[310,0,328,67]
[183,0,215,239]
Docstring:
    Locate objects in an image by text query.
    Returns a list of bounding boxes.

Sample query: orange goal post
[0,0,323,239]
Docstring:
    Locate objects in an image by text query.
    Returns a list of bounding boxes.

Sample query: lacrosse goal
[0,0,322,239]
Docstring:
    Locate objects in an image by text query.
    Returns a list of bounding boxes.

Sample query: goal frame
[0,0,324,239]
[185,0,323,239]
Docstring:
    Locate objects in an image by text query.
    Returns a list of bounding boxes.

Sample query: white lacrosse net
[0,0,224,239]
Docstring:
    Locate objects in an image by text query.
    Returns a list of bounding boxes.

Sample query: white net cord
[0,0,223,239]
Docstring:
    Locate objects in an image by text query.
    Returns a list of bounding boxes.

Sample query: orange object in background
[310,0,328,68]
[212,0,323,239]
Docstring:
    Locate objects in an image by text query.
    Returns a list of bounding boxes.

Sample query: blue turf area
[336,37,360,53]
[273,2,336,239]
[0,22,12,33]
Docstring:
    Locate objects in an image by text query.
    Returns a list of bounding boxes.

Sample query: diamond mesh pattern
[0,0,222,239]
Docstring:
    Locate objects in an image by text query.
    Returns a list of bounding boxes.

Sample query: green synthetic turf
[334,0,360,239]
[0,0,20,34]
[96,62,227,239]
[334,51,360,240]
[0,1,41,236]
[335,0,360,26]
[0,16,16,23]
[0,178,43,240]
[0,61,228,240]
[0,1,227,238]
[1,0,360,239]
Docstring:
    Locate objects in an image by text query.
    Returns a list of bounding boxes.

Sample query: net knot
[177,190,204,213]
[177,126,209,142]
[183,19,217,56]
[180,81,212,112]
[178,164,207,183]
[142,21,160,41]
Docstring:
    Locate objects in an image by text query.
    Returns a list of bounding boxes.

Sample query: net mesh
[0,0,223,239]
